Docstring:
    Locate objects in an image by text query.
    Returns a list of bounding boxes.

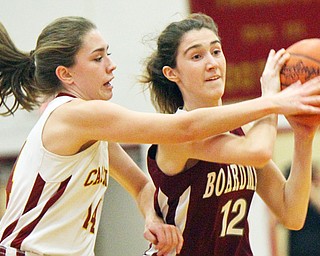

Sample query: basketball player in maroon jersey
[142,13,320,255]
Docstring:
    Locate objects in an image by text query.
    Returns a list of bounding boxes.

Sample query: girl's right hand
[260,48,290,96]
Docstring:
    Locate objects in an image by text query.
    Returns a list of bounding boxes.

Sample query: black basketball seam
[280,53,320,86]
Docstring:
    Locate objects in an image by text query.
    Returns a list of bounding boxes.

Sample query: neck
[183,100,222,111]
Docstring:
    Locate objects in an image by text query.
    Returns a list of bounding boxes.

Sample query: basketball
[280,38,320,88]
[280,38,320,126]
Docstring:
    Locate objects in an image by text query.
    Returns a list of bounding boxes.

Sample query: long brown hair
[141,13,219,114]
[0,16,96,115]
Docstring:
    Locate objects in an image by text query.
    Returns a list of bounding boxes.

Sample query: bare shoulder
[42,99,106,155]
[51,99,128,128]
[157,142,193,175]
[55,99,118,118]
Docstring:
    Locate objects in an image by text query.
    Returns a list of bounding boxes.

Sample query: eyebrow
[183,39,221,55]
[91,45,109,54]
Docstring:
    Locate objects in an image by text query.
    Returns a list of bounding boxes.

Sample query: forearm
[137,182,184,255]
[136,181,160,223]
[244,114,278,167]
[282,133,314,229]
[189,78,320,142]
[190,97,277,139]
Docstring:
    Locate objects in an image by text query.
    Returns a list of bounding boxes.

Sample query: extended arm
[43,75,320,157]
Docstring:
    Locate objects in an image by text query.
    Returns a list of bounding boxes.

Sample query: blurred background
[1,0,320,255]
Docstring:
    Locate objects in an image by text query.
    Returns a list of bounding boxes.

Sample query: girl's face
[172,28,226,109]
[67,29,116,100]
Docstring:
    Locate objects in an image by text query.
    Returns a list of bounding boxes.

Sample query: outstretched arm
[44,74,320,157]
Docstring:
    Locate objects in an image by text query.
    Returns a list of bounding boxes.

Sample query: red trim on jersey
[10,175,71,249]
[0,245,26,255]
[56,92,77,98]
[1,174,72,250]
[1,174,46,243]
[0,219,19,244]
[24,174,46,214]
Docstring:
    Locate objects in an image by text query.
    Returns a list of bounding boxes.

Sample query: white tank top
[0,96,109,256]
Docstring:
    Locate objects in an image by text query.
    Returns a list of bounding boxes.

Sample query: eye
[192,54,202,60]
[212,49,222,56]
[95,56,103,62]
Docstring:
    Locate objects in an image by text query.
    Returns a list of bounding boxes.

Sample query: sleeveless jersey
[0,96,109,256]
[144,128,256,256]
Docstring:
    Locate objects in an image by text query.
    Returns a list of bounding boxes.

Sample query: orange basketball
[280,38,320,88]
[280,38,320,126]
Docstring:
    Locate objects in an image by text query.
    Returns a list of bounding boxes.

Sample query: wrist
[258,96,279,115]
[145,212,163,228]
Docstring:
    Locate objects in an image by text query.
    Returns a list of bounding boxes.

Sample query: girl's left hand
[144,220,184,256]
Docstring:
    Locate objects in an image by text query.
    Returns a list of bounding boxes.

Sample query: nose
[206,54,218,70]
[106,56,117,73]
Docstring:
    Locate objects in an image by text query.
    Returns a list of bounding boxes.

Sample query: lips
[104,76,114,86]
[205,75,220,81]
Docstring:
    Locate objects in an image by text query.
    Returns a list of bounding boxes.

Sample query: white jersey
[0,96,109,256]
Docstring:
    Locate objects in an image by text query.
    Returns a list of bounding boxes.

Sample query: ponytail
[0,22,39,115]
[0,16,97,115]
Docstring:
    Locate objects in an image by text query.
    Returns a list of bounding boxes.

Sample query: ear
[162,66,180,83]
[55,66,74,85]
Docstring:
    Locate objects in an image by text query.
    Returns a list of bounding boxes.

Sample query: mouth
[104,77,114,88]
[205,75,220,82]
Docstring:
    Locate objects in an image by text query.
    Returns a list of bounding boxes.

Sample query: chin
[211,87,224,98]
[99,90,113,100]
[103,95,113,101]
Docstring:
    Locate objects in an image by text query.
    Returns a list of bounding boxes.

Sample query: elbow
[290,222,305,231]
[278,209,307,230]
[282,217,306,231]
[176,122,200,143]
[180,131,197,143]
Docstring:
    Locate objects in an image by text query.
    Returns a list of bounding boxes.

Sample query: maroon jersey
[145,128,256,256]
